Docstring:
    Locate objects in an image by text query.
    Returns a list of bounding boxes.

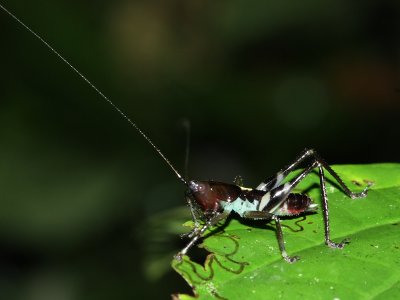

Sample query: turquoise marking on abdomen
[220,198,260,217]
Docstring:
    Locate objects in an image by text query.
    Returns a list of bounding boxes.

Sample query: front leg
[186,195,201,224]
[179,223,201,239]
[175,210,230,261]
[180,196,203,239]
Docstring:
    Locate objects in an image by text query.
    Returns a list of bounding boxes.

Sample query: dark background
[0,0,399,299]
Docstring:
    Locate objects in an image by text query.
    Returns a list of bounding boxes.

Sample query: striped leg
[257,149,371,199]
[256,148,315,191]
[261,156,364,259]
[262,161,319,214]
[259,162,318,262]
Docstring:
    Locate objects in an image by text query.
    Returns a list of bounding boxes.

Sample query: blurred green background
[0,0,399,299]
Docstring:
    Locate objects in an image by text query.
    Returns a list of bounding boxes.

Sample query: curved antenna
[0,4,187,186]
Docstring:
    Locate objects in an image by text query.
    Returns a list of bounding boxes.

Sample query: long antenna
[0,4,187,186]
[181,119,191,181]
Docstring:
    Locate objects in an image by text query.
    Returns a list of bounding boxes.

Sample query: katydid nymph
[1,4,371,264]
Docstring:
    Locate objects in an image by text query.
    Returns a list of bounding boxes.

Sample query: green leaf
[172,164,400,299]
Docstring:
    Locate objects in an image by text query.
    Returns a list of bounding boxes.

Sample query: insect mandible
[1,4,371,263]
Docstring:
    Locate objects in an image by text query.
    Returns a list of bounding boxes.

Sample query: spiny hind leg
[263,159,354,256]
[318,165,350,248]
[311,150,372,199]
[269,160,351,249]
[257,148,372,197]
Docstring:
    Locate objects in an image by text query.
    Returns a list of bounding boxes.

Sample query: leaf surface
[172,163,400,300]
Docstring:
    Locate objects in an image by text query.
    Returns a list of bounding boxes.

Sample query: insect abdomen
[274,193,317,216]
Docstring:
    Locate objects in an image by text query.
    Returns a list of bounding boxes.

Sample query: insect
[1,4,371,264]
[178,150,370,263]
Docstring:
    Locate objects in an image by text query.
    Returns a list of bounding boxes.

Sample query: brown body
[187,180,316,217]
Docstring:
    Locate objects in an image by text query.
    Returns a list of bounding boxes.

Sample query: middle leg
[243,210,299,263]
